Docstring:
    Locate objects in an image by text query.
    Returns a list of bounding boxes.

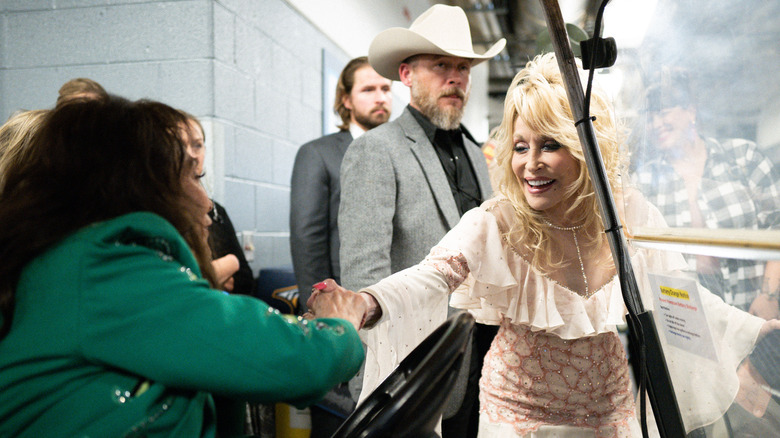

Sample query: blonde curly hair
[492,52,627,271]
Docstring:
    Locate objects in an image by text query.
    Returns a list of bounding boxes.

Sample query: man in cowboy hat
[337,4,505,437]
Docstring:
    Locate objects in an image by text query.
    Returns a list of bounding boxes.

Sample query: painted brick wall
[0,0,351,277]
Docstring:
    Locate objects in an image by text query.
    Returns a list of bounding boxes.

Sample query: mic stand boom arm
[537,1,686,436]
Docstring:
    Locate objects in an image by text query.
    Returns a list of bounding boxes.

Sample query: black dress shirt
[208,201,254,295]
[408,105,483,215]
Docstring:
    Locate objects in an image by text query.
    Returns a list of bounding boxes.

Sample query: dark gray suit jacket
[290,130,352,314]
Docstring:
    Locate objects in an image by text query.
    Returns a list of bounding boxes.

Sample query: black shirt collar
[407,105,462,144]
[406,106,482,214]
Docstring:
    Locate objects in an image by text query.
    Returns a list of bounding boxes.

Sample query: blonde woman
[312,53,779,437]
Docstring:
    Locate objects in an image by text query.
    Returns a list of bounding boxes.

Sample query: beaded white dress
[358,194,764,437]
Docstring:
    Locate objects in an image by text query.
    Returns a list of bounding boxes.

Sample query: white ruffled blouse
[359,195,764,437]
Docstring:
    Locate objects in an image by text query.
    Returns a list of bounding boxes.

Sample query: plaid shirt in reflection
[633,137,780,310]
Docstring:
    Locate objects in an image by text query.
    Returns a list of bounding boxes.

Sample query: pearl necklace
[542,219,588,296]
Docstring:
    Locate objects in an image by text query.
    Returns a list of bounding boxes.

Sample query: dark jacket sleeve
[290,142,334,312]
[208,201,255,295]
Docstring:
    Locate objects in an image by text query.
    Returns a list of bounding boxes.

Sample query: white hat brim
[369,27,506,81]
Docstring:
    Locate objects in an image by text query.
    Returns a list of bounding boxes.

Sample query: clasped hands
[305,279,381,331]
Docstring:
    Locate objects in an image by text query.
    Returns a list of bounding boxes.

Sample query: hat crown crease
[411,5,474,52]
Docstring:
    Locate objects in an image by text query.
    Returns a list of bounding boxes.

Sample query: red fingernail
[313,282,327,290]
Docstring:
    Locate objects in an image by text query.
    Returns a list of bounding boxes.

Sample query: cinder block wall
[0,0,351,276]
[211,0,349,273]
[0,0,214,119]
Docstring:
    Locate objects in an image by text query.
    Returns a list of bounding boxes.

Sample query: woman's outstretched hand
[305,279,368,331]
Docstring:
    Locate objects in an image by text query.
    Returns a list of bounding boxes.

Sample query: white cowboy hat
[368,4,506,81]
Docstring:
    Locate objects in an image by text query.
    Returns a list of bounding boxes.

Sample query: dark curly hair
[0,95,217,338]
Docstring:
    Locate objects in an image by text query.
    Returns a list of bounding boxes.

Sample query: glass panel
[599,0,780,435]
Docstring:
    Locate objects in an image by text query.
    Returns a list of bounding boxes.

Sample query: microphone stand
[538,1,686,436]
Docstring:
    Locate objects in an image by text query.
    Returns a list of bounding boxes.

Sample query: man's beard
[353,105,391,130]
[411,81,469,130]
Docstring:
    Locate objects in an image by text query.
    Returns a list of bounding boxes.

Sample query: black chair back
[332,312,475,438]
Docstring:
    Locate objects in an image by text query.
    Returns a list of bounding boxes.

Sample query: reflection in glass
[599,0,780,436]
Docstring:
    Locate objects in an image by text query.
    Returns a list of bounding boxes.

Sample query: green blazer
[0,212,364,437]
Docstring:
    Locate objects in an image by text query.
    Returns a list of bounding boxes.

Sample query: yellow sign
[660,286,690,300]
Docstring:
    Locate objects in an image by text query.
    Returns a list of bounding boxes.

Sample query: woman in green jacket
[0,96,366,437]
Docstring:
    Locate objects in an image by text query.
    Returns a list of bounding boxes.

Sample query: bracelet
[765,289,779,300]
[359,292,382,329]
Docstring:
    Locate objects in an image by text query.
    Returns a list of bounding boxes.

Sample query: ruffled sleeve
[448,199,629,339]
[443,204,518,325]
[357,264,451,404]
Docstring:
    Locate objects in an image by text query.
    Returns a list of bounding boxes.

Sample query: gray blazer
[339,107,492,291]
[290,130,352,314]
[339,107,492,418]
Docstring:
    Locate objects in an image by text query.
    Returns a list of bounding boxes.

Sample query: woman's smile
[512,117,579,221]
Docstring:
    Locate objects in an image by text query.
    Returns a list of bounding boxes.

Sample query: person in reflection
[720,329,780,436]
[310,53,780,437]
[633,71,780,320]
[0,96,366,437]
